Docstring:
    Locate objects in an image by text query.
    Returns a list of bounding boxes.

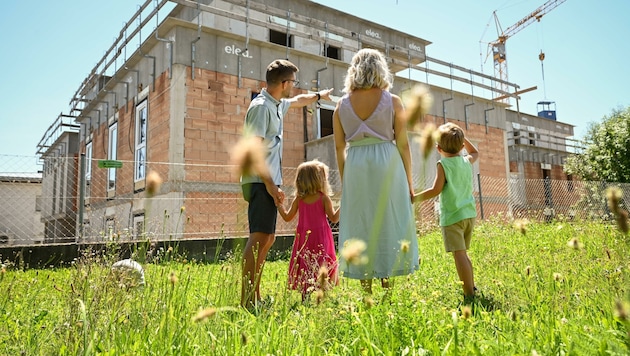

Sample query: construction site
[0,0,590,261]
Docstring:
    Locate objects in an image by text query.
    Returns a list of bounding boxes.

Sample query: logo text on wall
[225,45,253,58]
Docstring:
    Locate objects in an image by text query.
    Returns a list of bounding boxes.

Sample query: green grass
[1,220,629,355]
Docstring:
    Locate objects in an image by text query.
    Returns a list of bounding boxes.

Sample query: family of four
[239,49,479,309]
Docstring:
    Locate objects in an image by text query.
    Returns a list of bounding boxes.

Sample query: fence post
[477,173,484,220]
[78,153,86,241]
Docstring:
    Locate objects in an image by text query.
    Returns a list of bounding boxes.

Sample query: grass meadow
[1,219,629,355]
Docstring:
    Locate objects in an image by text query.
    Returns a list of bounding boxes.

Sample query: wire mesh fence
[1,154,628,246]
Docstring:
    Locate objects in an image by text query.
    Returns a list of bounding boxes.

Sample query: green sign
[98,160,123,169]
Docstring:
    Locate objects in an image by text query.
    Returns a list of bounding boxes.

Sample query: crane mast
[489,0,566,101]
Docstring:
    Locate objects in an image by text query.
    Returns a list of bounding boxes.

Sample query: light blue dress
[338,90,419,279]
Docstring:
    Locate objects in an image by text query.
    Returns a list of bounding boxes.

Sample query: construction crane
[486,0,566,101]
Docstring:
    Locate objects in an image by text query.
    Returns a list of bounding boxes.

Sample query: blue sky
[1,0,628,166]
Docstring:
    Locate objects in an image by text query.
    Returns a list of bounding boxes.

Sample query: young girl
[278,160,340,301]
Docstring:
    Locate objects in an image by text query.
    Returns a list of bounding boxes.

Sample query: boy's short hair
[438,122,465,154]
[266,59,299,85]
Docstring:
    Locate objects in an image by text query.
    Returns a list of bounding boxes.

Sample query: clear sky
[1,0,628,166]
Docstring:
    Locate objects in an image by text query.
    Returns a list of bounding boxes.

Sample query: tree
[565,106,630,183]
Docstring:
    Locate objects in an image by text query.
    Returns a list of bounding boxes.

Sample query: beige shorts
[441,218,475,252]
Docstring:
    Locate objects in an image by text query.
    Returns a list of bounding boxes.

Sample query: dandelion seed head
[403,84,433,131]
[614,300,629,321]
[192,307,217,322]
[315,289,325,305]
[341,239,367,265]
[525,265,532,276]
[461,306,472,319]
[146,170,162,197]
[400,240,410,253]
[561,317,568,324]
[606,186,623,214]
[363,296,375,308]
[229,135,269,178]
[567,237,583,250]
[180,206,186,213]
[553,272,563,282]
[513,219,529,235]
[416,123,437,159]
[317,265,329,290]
[616,210,629,234]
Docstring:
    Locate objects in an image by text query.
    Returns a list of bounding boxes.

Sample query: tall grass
[1,220,629,355]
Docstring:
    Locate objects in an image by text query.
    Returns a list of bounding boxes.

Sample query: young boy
[415,122,479,298]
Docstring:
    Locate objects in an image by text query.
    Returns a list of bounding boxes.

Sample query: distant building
[0,175,44,245]
[37,116,81,243]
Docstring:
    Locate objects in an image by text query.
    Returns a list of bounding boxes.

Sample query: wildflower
[363,296,375,308]
[229,134,270,178]
[614,300,629,321]
[146,170,162,197]
[605,186,623,214]
[616,210,629,234]
[400,240,410,253]
[169,271,178,285]
[315,289,325,305]
[553,272,563,282]
[567,237,583,250]
[417,123,437,159]
[341,239,367,265]
[317,265,329,291]
[513,219,528,235]
[180,206,186,213]
[461,305,472,319]
[402,84,433,131]
[192,307,217,322]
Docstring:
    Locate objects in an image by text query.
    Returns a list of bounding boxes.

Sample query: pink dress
[288,193,339,294]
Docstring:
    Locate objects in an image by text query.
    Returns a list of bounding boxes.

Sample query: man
[240,59,333,309]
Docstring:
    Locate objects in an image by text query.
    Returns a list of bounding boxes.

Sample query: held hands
[265,183,285,206]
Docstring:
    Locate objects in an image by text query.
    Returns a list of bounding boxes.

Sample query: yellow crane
[486,0,566,101]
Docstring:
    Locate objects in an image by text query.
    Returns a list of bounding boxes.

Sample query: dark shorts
[242,183,277,234]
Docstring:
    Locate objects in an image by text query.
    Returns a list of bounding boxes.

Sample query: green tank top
[438,156,477,226]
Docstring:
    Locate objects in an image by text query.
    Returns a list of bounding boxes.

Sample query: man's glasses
[282,79,299,86]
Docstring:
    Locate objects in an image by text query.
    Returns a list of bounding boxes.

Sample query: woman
[333,48,419,294]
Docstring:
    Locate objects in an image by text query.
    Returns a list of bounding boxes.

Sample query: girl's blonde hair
[343,48,392,93]
[294,160,332,197]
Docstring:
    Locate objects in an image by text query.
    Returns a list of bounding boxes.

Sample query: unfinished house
[506,103,580,219]
[36,0,579,242]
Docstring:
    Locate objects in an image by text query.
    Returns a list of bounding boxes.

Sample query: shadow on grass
[462,292,502,313]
